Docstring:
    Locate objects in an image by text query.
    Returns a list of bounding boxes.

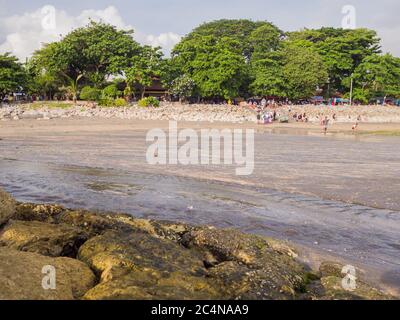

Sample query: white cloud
[0,5,182,61]
[138,32,182,54]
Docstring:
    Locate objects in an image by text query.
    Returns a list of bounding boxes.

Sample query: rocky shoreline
[0,188,394,300]
[1,102,400,124]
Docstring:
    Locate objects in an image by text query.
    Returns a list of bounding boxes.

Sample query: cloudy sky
[0,0,398,60]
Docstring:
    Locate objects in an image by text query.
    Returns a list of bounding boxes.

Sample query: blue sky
[0,0,399,59]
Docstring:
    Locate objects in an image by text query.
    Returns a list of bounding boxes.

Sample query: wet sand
[1,118,400,295]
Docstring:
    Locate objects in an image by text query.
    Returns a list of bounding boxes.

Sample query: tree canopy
[250,42,328,100]
[1,19,399,104]
[185,19,282,61]
[171,35,247,99]
[350,54,400,101]
[30,21,142,88]
[288,27,381,93]
[0,53,27,98]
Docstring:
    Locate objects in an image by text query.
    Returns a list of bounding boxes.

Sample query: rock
[15,203,66,223]
[299,261,394,300]
[0,248,96,300]
[83,270,222,300]
[56,210,129,236]
[318,276,393,300]
[319,261,345,278]
[181,227,298,267]
[208,261,301,300]
[14,203,195,241]
[14,205,133,236]
[0,188,15,225]
[4,201,395,300]
[79,230,223,300]
[0,220,89,257]
[181,227,309,299]
[109,215,196,242]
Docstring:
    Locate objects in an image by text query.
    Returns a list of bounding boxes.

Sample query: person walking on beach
[257,109,262,124]
[261,98,267,109]
[352,115,362,133]
[322,116,329,135]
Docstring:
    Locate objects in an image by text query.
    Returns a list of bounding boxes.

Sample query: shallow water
[0,123,399,292]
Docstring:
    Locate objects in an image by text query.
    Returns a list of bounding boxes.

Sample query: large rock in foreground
[0,220,89,257]
[182,227,306,299]
[1,199,395,300]
[78,228,309,300]
[0,248,96,300]
[79,230,224,300]
[0,188,15,225]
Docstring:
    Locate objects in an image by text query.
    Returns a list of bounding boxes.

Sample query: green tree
[171,35,247,99]
[102,84,121,99]
[350,54,400,101]
[30,21,142,89]
[250,42,328,100]
[288,28,381,93]
[170,75,196,102]
[80,86,101,101]
[250,51,286,97]
[61,74,83,103]
[249,24,283,60]
[29,72,59,100]
[26,52,59,99]
[185,19,278,60]
[0,53,27,99]
[125,46,163,99]
[282,43,329,100]
[248,24,285,97]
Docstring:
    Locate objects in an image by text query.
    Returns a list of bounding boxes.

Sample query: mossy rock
[78,230,224,299]
[14,203,65,223]
[181,227,308,299]
[0,188,16,225]
[83,270,222,300]
[0,220,89,257]
[319,261,345,278]
[4,198,395,300]
[319,276,393,300]
[14,203,195,241]
[0,248,96,300]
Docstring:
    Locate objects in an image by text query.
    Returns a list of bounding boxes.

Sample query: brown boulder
[0,248,96,300]
[14,203,65,223]
[0,188,15,225]
[0,220,89,257]
[79,230,223,300]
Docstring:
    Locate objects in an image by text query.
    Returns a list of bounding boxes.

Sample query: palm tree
[61,73,83,104]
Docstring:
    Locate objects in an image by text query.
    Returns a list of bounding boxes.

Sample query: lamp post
[349,73,354,106]
[327,77,331,101]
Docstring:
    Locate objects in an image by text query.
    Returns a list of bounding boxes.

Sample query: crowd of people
[250,98,280,124]
[247,97,364,134]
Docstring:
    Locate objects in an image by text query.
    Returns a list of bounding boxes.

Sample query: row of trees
[1,20,399,103]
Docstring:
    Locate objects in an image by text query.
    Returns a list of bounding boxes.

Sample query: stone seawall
[1,102,400,123]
